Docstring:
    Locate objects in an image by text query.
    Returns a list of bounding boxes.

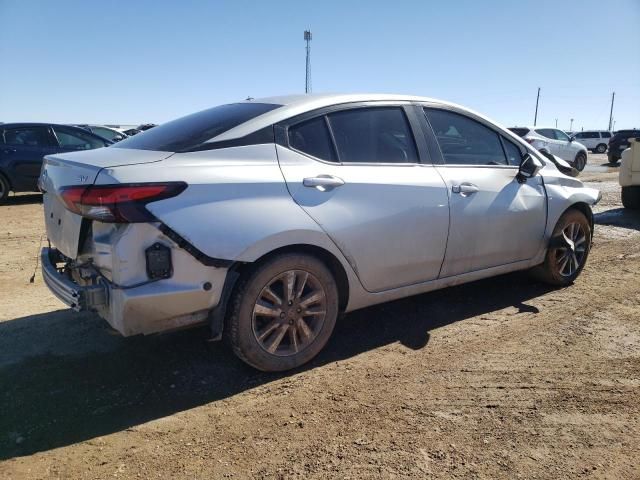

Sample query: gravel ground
[0,153,638,479]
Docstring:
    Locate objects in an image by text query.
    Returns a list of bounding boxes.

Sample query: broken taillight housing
[59,183,187,223]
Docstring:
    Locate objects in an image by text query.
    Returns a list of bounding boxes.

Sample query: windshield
[113,102,281,152]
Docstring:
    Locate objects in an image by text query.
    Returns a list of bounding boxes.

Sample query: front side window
[553,129,570,142]
[53,127,107,149]
[327,107,418,163]
[113,102,281,152]
[601,131,612,138]
[2,127,50,147]
[575,132,585,139]
[501,137,523,165]
[288,116,336,162]
[425,108,508,165]
[92,127,121,141]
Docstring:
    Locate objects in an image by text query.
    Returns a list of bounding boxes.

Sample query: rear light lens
[59,182,187,223]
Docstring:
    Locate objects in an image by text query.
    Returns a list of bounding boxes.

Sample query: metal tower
[304,30,312,94]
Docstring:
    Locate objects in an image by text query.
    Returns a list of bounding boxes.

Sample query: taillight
[59,182,187,223]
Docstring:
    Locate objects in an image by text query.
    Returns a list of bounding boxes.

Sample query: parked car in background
[508,126,588,171]
[573,130,611,153]
[0,123,111,202]
[620,137,640,209]
[137,123,157,131]
[77,125,128,143]
[123,128,142,136]
[608,129,640,164]
[39,94,600,371]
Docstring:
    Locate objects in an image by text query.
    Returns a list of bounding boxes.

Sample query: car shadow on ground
[2,193,43,206]
[595,208,640,231]
[0,272,552,460]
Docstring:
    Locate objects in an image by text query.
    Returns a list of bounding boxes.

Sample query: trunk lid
[40,147,173,258]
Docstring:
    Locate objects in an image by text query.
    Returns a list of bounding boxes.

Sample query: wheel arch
[557,202,594,238]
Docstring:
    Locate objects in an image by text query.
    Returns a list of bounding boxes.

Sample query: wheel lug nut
[279,312,285,319]
[297,308,301,313]
[288,301,293,306]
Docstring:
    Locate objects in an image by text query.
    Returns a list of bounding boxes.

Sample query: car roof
[1,122,98,131]
[211,93,475,142]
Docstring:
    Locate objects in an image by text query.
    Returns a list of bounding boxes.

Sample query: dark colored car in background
[0,123,111,202]
[608,129,639,164]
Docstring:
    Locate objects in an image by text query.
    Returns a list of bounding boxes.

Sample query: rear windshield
[113,102,281,152]
[508,128,530,137]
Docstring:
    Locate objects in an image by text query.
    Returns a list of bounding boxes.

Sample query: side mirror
[569,136,575,142]
[517,153,543,183]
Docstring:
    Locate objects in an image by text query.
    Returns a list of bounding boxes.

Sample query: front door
[277,105,450,293]
[423,107,547,277]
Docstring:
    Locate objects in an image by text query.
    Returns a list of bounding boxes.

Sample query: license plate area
[44,192,83,259]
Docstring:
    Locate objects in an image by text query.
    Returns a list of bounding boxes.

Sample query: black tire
[530,209,592,286]
[574,152,587,172]
[622,186,640,210]
[225,253,339,372]
[607,154,619,165]
[0,173,9,203]
[595,143,607,154]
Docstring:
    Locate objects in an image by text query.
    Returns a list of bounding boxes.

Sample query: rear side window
[288,116,336,162]
[601,131,611,138]
[425,108,508,165]
[113,102,281,152]
[3,127,50,147]
[508,128,530,137]
[327,107,418,163]
[553,129,570,141]
[535,129,556,139]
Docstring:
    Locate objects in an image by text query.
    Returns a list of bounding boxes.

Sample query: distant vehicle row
[508,126,588,171]
[0,123,111,202]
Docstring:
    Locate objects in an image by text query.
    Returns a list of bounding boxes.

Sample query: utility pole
[304,30,312,94]
[555,118,558,128]
[608,91,615,131]
[570,118,574,131]
[534,87,541,126]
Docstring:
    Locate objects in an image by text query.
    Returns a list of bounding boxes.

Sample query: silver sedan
[39,94,600,371]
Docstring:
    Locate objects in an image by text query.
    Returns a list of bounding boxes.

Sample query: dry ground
[0,154,639,479]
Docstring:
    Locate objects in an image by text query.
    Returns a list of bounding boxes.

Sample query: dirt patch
[0,161,639,479]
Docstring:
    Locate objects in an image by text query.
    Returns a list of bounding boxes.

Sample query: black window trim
[421,105,519,169]
[276,101,432,166]
[1,125,56,148]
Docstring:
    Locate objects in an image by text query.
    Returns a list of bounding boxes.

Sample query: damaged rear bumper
[41,247,107,311]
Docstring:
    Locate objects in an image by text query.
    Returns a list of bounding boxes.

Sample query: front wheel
[574,152,587,172]
[595,143,607,154]
[225,253,339,371]
[530,209,592,286]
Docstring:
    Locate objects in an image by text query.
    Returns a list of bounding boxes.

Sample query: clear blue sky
[1,0,638,131]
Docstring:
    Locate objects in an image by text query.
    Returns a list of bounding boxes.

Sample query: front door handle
[2,148,16,154]
[303,175,345,191]
[452,183,479,196]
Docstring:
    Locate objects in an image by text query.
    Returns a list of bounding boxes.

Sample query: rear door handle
[303,175,345,191]
[452,183,479,196]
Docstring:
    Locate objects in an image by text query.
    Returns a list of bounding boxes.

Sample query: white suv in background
[509,126,589,171]
[573,131,611,153]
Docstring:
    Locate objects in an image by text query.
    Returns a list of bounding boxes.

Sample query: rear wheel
[531,209,591,286]
[622,186,640,209]
[574,152,587,171]
[595,143,607,154]
[0,174,10,203]
[225,253,339,371]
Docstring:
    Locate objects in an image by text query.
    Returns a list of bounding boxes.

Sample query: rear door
[422,107,547,277]
[1,126,57,191]
[276,103,450,292]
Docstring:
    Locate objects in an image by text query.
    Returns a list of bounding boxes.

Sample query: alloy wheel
[251,269,327,357]
[555,222,587,277]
